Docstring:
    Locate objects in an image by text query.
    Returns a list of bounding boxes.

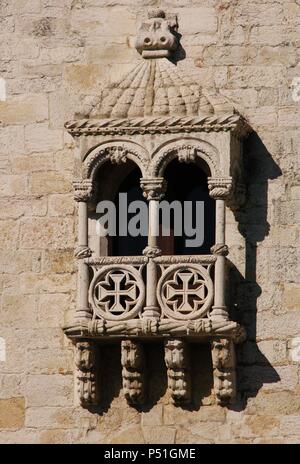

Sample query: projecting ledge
[63,317,246,343]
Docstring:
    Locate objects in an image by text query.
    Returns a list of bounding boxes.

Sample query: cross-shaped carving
[165,271,206,314]
[95,271,138,314]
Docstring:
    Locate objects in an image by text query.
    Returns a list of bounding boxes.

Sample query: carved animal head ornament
[135,9,179,59]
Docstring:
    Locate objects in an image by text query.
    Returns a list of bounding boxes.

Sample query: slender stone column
[208,178,231,322]
[140,178,167,319]
[74,180,94,320]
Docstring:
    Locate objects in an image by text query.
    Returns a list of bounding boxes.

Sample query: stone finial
[135,9,178,59]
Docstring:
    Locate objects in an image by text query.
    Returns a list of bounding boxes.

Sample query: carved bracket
[164,339,191,404]
[211,338,236,405]
[121,339,145,405]
[75,341,98,407]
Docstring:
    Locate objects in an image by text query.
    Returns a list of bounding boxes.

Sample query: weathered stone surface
[0,398,25,429]
[142,426,176,444]
[20,218,74,250]
[25,375,73,407]
[0,95,48,125]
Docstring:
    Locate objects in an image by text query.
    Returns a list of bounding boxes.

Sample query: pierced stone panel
[89,265,145,321]
[157,264,214,320]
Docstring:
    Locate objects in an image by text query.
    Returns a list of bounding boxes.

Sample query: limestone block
[0,220,19,250]
[239,365,298,393]
[0,126,24,156]
[48,194,74,216]
[249,26,284,46]
[278,108,300,128]
[12,154,55,174]
[26,328,63,350]
[247,391,300,416]
[0,95,48,125]
[283,284,300,311]
[26,348,73,375]
[12,0,42,15]
[0,175,27,196]
[256,47,297,67]
[25,374,73,407]
[204,46,257,66]
[0,250,41,274]
[228,66,285,88]
[29,171,72,195]
[280,416,300,437]
[234,3,283,26]
[0,198,47,219]
[0,374,26,400]
[0,397,25,430]
[42,250,75,274]
[178,7,217,35]
[38,293,74,328]
[290,186,300,200]
[20,217,74,250]
[257,340,288,365]
[141,404,163,426]
[1,294,37,328]
[20,273,75,295]
[25,405,97,430]
[64,64,109,93]
[256,311,300,339]
[231,415,280,439]
[70,7,136,37]
[25,124,64,153]
[107,425,145,444]
[142,425,176,444]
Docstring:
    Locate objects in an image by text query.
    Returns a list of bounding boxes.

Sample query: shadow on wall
[84,131,283,415]
[229,131,282,411]
[86,343,214,415]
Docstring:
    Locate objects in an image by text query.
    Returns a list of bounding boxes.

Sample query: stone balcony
[64,254,244,343]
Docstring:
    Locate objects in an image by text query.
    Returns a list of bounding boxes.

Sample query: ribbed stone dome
[79,58,234,120]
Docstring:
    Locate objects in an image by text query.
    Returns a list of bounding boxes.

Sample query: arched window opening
[112,166,147,257]
[163,159,215,255]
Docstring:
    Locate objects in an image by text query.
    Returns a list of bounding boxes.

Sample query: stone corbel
[164,339,191,404]
[211,338,236,405]
[121,339,145,405]
[75,341,98,407]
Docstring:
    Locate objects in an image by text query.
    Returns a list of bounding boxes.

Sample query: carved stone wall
[0,0,299,445]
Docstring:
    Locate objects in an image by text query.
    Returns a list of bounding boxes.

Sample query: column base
[210,306,229,322]
[143,306,160,319]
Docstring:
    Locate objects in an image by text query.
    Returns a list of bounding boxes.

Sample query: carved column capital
[208,177,233,200]
[73,179,95,202]
[140,177,167,201]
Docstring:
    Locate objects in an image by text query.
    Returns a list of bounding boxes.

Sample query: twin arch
[82,138,220,182]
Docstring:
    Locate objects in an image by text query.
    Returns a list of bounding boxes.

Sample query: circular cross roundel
[157,264,213,321]
[89,265,145,321]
